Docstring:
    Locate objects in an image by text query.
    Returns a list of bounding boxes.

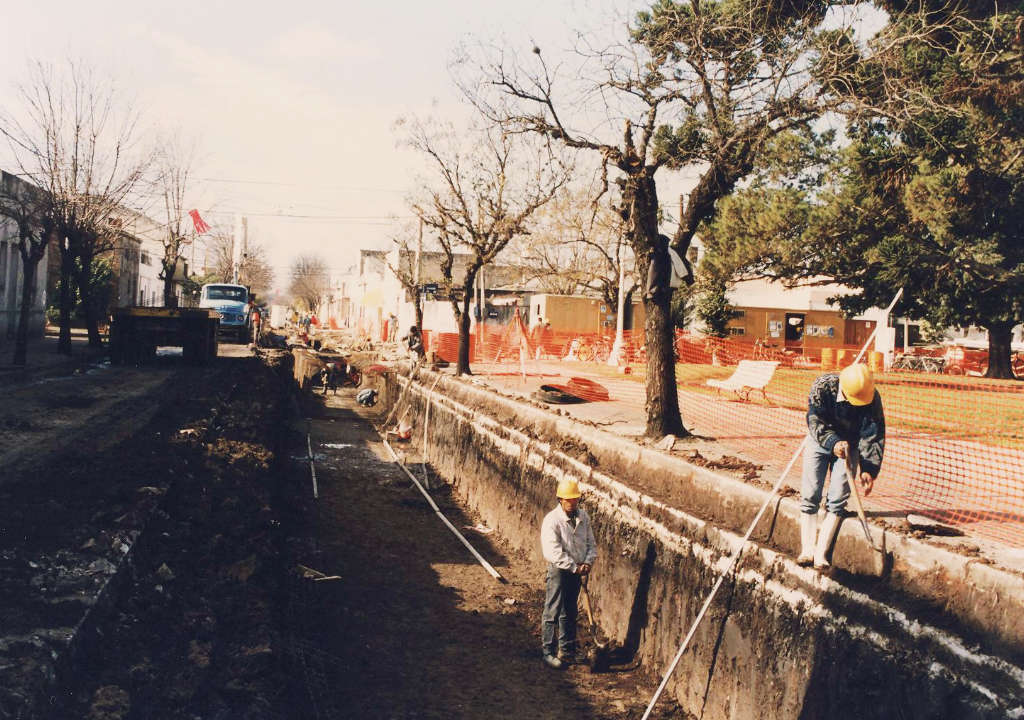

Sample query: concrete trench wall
[387,369,1024,720]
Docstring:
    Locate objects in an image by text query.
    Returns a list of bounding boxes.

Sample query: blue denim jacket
[806,373,886,477]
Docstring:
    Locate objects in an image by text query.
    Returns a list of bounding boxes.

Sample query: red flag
[189,209,211,234]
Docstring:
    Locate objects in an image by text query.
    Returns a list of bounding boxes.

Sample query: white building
[110,208,185,309]
[0,171,49,344]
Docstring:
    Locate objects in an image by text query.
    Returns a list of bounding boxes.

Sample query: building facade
[0,171,49,345]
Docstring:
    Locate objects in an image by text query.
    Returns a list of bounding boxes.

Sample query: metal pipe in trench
[641,288,905,719]
[307,433,319,499]
[382,435,505,583]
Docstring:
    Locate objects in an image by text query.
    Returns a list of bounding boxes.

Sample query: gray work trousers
[542,565,581,657]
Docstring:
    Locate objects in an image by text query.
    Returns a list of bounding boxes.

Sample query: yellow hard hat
[556,478,582,499]
[839,363,875,406]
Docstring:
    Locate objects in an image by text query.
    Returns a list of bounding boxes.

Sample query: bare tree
[461,1,862,436]
[288,255,329,312]
[201,227,275,298]
[513,184,636,311]
[387,218,425,332]
[155,135,200,308]
[403,117,570,375]
[0,60,152,352]
[0,171,55,365]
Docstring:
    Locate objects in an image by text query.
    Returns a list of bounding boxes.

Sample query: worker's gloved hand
[859,472,875,497]
[832,441,849,459]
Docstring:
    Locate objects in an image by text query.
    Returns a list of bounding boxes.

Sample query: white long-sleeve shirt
[541,505,597,572]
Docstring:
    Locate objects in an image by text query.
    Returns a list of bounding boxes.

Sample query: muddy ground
[0,347,685,719]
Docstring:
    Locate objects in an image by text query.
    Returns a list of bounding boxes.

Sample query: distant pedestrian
[539,320,553,359]
[798,363,885,569]
[251,306,263,346]
[540,478,597,669]
[531,317,544,359]
[387,313,398,343]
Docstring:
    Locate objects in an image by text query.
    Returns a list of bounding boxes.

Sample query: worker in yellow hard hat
[539,477,597,669]
[797,363,886,570]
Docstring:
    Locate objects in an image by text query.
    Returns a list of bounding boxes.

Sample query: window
[204,285,247,301]
[140,252,151,266]
[733,309,746,318]
[728,327,745,336]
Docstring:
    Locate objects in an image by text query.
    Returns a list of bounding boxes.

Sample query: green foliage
[83,257,113,319]
[695,278,737,337]
[670,283,693,329]
[182,271,219,306]
[697,186,811,284]
[694,4,1024,353]
[652,117,706,169]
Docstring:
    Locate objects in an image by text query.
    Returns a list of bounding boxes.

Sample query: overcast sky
[0,0,780,293]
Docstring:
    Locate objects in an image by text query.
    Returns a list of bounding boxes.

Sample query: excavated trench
[382,366,1024,720]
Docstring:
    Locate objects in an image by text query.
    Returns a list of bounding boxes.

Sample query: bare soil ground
[1,347,687,719]
[281,388,686,720]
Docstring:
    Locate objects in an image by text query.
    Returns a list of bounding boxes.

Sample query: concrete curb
[401,367,1024,657]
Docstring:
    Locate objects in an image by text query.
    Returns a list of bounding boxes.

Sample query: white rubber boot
[797,513,817,566]
[813,512,842,570]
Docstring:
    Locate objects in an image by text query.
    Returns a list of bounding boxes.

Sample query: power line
[201,209,413,221]
[200,177,407,193]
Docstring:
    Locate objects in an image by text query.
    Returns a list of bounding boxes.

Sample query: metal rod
[639,439,805,720]
[641,288,904,720]
[382,435,505,583]
[307,433,318,499]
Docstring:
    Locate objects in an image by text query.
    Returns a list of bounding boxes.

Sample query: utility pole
[232,214,242,283]
[414,216,423,330]
[241,216,248,286]
[608,239,628,365]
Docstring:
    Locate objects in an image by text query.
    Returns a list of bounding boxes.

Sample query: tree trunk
[74,252,103,348]
[162,265,178,308]
[642,275,686,438]
[985,321,1017,380]
[12,245,44,366]
[57,244,75,356]
[456,292,474,375]
[627,171,686,438]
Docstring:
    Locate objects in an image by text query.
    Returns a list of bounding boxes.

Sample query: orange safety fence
[458,320,1024,549]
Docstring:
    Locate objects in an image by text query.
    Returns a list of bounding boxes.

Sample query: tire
[534,385,587,404]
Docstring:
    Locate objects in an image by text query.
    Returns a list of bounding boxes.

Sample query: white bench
[706,360,780,401]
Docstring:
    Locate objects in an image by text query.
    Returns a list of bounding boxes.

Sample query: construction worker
[401,326,424,362]
[798,363,885,569]
[540,478,597,669]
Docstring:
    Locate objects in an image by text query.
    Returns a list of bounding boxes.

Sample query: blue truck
[198,283,250,342]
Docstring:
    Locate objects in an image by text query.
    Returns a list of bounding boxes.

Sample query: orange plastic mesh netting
[461,324,1024,549]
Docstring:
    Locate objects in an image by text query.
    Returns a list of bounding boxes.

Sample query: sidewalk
[0,328,108,388]
[470,360,1024,571]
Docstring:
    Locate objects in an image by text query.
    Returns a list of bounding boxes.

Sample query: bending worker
[798,363,886,569]
[540,478,597,669]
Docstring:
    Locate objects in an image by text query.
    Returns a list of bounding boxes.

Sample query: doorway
[785,313,805,348]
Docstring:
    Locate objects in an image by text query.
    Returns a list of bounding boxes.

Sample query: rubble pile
[0,353,297,719]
